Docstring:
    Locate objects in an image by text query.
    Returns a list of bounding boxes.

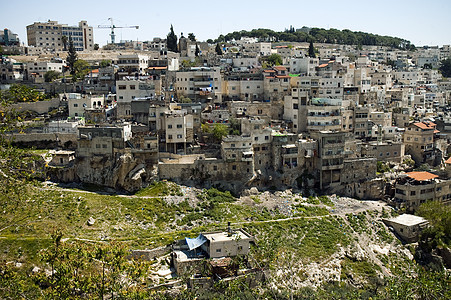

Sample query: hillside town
[1,17,451,298]
[1,20,451,213]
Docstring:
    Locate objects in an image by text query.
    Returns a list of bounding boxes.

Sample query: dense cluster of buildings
[2,20,451,212]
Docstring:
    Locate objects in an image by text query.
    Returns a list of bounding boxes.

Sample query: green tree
[44,70,60,82]
[0,84,47,103]
[73,59,90,81]
[93,43,99,50]
[308,41,316,58]
[61,35,68,51]
[212,123,228,142]
[66,37,78,76]
[266,53,283,66]
[35,233,150,299]
[195,43,200,57]
[100,59,112,68]
[417,200,451,248]
[188,33,196,41]
[439,58,451,78]
[229,118,240,135]
[215,43,223,55]
[167,24,178,52]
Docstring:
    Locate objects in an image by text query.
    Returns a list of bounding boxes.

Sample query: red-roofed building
[406,171,438,181]
[404,121,441,166]
[394,171,451,212]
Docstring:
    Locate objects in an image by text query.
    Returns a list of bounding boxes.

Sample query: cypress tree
[66,37,78,76]
[167,25,178,52]
[308,41,316,58]
[215,43,223,55]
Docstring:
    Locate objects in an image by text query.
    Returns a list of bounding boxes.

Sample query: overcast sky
[2,0,450,47]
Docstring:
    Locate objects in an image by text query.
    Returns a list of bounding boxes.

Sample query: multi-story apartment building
[0,58,25,82]
[223,73,264,101]
[311,131,346,190]
[243,42,271,56]
[394,171,451,212]
[175,67,222,103]
[67,93,105,118]
[161,110,194,154]
[284,94,348,133]
[289,57,318,75]
[26,61,64,82]
[116,54,150,78]
[116,79,156,120]
[403,121,439,166]
[27,20,94,51]
[77,124,132,158]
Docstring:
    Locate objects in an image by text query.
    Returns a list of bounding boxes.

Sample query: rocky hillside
[1,177,449,298]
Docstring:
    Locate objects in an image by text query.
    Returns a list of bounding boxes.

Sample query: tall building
[26,20,94,51]
[0,29,20,46]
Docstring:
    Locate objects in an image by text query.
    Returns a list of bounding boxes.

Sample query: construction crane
[98,18,139,44]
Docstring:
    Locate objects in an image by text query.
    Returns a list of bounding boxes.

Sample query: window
[232,165,237,170]
[265,136,269,140]
[216,249,222,253]
[129,85,135,90]
[213,166,217,171]
[177,134,182,139]
[73,103,78,107]
[168,124,173,129]
[102,144,107,148]
[118,85,126,90]
[177,124,182,128]
[168,135,173,139]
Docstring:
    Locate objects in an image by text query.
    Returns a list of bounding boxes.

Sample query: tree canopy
[264,53,283,66]
[0,84,49,103]
[188,33,196,42]
[73,59,90,81]
[439,58,451,78]
[214,27,415,50]
[44,70,60,82]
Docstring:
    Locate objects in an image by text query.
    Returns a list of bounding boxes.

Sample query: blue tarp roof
[185,234,207,251]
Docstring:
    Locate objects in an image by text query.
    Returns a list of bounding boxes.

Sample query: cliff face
[49,152,157,193]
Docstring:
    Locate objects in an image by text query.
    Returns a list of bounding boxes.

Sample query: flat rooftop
[202,229,253,242]
[386,214,429,227]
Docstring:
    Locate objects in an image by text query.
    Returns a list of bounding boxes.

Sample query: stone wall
[9,97,62,114]
[9,132,77,149]
[128,246,171,260]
